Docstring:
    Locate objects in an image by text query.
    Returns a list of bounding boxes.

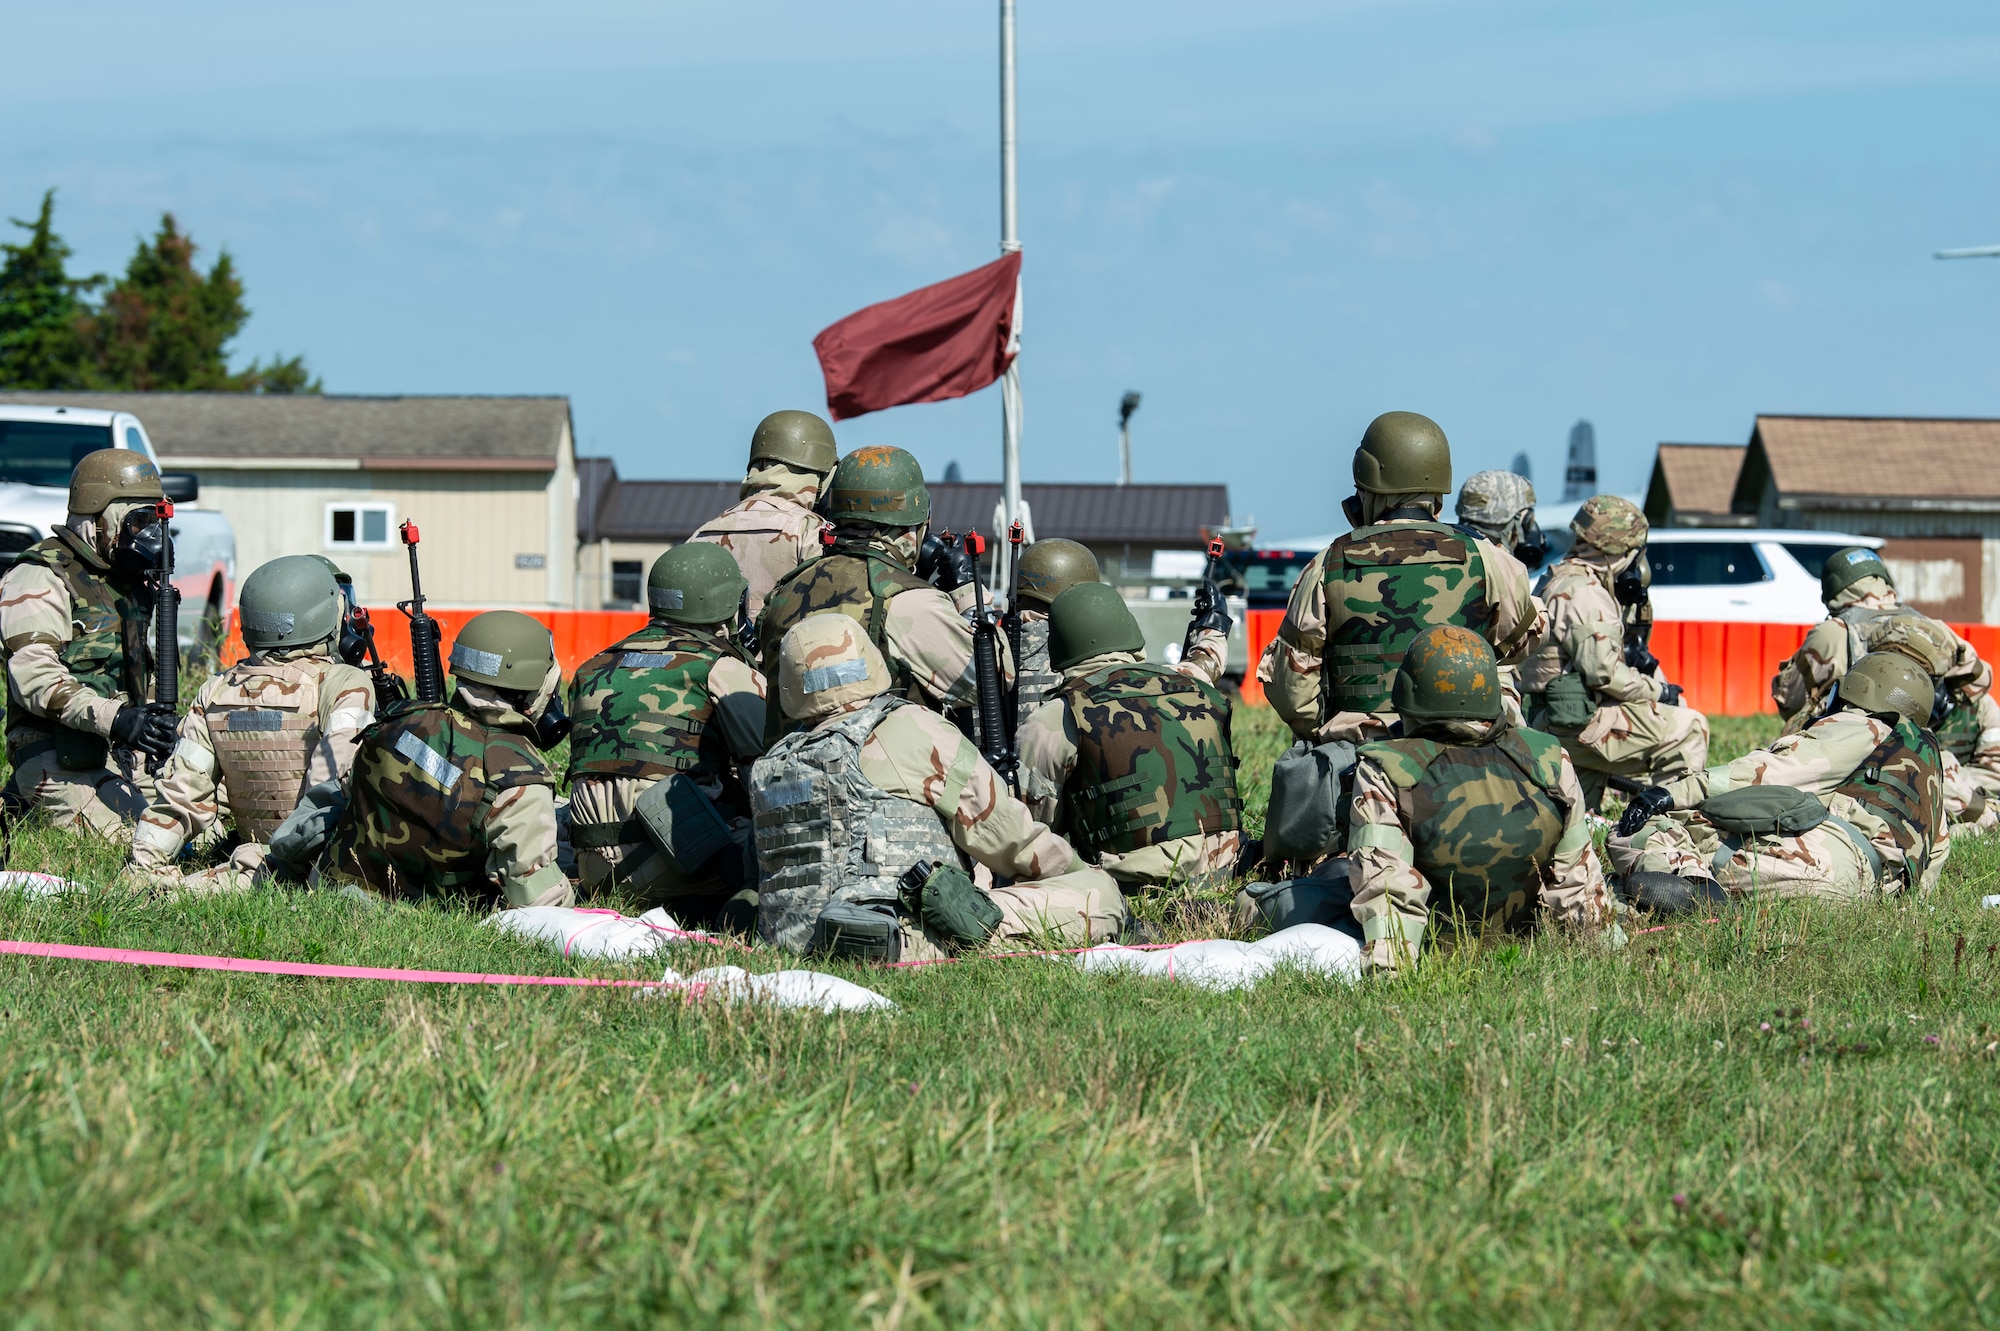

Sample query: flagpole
[997,0,1026,585]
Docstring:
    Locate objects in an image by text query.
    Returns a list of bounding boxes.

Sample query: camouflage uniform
[1455,470,1546,721]
[1609,708,1946,900]
[750,614,1123,957]
[688,460,827,620]
[324,681,572,908]
[130,649,375,889]
[1348,718,1611,975]
[0,514,157,837]
[566,621,766,910]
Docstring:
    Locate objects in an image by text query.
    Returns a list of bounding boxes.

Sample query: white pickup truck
[0,404,235,655]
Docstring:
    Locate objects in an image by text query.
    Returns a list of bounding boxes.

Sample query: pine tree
[80,213,254,391]
[0,190,101,389]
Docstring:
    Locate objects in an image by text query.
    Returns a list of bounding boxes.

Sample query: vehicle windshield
[0,421,116,488]
[1233,549,1317,609]
[1781,543,1860,582]
[1649,540,1769,586]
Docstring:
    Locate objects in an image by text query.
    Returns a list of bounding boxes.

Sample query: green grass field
[4,708,2000,1327]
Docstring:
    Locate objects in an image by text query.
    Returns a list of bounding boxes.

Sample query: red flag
[813,251,1021,422]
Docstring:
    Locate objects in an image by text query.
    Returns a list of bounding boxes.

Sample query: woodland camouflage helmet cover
[647,542,747,625]
[238,555,344,650]
[69,448,164,516]
[823,445,931,528]
[1821,546,1892,602]
[778,612,892,721]
[1838,650,1936,726]
[1048,582,1147,672]
[1569,494,1648,556]
[449,610,556,692]
[1016,538,1101,608]
[1352,411,1452,497]
[748,410,839,476]
[1391,624,1503,724]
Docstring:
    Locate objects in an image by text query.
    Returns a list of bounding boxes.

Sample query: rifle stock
[398,520,446,704]
[954,529,1016,790]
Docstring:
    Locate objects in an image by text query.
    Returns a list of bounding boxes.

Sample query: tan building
[0,392,579,608]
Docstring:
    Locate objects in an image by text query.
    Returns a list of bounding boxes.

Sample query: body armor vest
[1832,718,1944,884]
[328,699,551,900]
[1321,520,1490,720]
[1014,614,1062,720]
[1359,725,1569,933]
[1934,700,1981,760]
[1835,604,1959,679]
[567,622,740,783]
[748,694,963,952]
[205,656,327,842]
[4,528,152,771]
[1056,661,1241,857]
[758,545,931,739]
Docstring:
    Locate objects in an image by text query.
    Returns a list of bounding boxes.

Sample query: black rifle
[348,602,410,706]
[398,520,446,704]
[953,528,1016,790]
[148,499,180,776]
[1185,535,1229,658]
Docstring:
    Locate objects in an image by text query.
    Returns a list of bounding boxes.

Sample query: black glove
[926,539,977,593]
[1624,643,1660,677]
[1186,596,1232,642]
[1614,786,1674,838]
[111,701,178,762]
[1658,682,1683,706]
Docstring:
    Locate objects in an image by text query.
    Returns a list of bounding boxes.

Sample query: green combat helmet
[749,410,839,476]
[1016,538,1101,609]
[822,445,931,528]
[1569,494,1648,556]
[1838,651,1935,726]
[1391,624,1503,725]
[449,610,556,693]
[1820,546,1892,603]
[648,543,748,625]
[69,448,164,516]
[1048,582,1147,671]
[1353,411,1452,496]
[237,555,344,651]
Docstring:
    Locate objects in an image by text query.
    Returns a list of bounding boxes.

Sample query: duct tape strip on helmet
[803,659,870,693]
[649,588,685,611]
[450,643,504,677]
[242,610,296,639]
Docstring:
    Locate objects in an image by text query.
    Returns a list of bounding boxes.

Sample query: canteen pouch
[809,901,903,963]
[899,858,1003,951]
[1699,784,1829,836]
[1263,740,1357,863]
[1541,673,1594,730]
[633,772,735,873]
[53,725,111,773]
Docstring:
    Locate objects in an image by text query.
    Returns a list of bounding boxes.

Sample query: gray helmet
[648,543,748,625]
[1456,470,1536,531]
[69,448,164,516]
[749,410,838,476]
[237,555,344,651]
[1353,412,1452,497]
[1838,651,1935,727]
[1048,582,1146,671]
[1821,546,1892,603]
[1016,539,1101,609]
[823,445,931,528]
[1392,624,1503,725]
[449,610,556,692]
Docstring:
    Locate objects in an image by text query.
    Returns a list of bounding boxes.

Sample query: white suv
[1642,528,1882,624]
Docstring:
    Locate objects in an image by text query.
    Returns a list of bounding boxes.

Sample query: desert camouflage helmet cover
[69,448,165,516]
[779,612,893,721]
[238,555,344,650]
[449,610,556,691]
[1839,650,1936,727]
[822,445,931,528]
[647,542,748,625]
[1455,470,1537,530]
[748,409,839,475]
[1820,546,1892,602]
[1391,624,1503,724]
[1569,494,1648,556]
[1352,411,1452,496]
[1016,538,1101,608]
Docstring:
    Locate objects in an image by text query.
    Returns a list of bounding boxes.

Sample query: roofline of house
[161,455,556,472]
[1753,412,2000,425]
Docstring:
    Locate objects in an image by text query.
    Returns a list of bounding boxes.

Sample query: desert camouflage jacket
[1517,552,1660,706]
[1772,583,1988,742]
[0,524,152,766]
[688,462,827,620]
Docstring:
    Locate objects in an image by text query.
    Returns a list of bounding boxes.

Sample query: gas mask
[110,506,168,581]
[1511,514,1549,568]
[334,579,368,666]
[1613,550,1650,607]
[1341,495,1365,529]
[533,691,572,751]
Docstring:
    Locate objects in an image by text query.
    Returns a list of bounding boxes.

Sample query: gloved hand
[111,701,178,762]
[1186,597,1232,643]
[1625,643,1660,677]
[1658,682,1683,706]
[1614,785,1674,838]
[926,538,978,593]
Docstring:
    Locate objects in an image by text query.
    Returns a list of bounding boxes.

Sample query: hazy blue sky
[8,1,2000,538]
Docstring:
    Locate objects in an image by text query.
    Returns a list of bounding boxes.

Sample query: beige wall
[575,539,673,609]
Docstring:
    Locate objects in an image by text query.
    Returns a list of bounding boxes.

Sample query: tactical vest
[1321,521,1490,720]
[1935,699,1981,760]
[327,699,552,900]
[1056,661,1241,857]
[1357,725,1569,933]
[205,657,329,843]
[758,545,931,737]
[1835,605,1959,679]
[1832,718,1944,884]
[1014,614,1062,719]
[3,527,152,771]
[567,622,741,784]
[748,693,962,952]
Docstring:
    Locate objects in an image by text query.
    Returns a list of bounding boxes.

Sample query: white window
[324,501,395,551]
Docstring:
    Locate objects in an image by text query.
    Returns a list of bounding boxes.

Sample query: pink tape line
[0,938,682,990]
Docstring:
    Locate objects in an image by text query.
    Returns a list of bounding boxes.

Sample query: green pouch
[1541,673,1594,730]
[633,773,735,873]
[1263,739,1356,863]
[907,861,1002,950]
[1699,784,1829,836]
[809,902,903,963]
[53,724,111,773]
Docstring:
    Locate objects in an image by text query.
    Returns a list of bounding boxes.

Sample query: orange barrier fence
[221,609,651,676]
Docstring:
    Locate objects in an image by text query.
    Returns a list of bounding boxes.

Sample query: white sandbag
[678,964,896,1013]
[1073,923,1362,991]
[1983,895,2000,910]
[488,906,674,960]
[0,872,77,897]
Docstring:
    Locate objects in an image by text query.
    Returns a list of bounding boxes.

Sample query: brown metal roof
[0,391,570,469]
[1739,415,2000,506]
[1649,443,1745,518]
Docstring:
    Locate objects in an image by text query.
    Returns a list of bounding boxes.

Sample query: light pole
[995,0,1026,586]
[1118,391,1141,485]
